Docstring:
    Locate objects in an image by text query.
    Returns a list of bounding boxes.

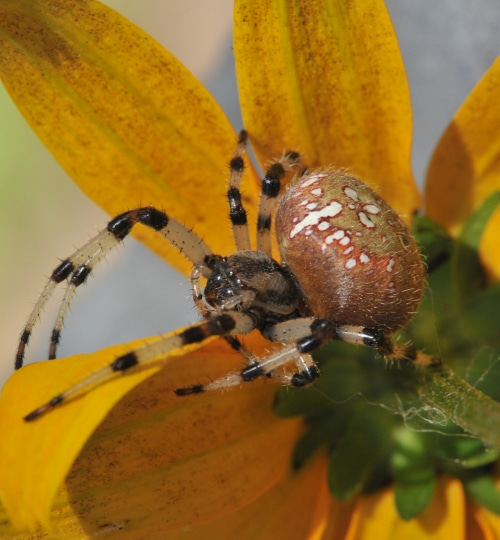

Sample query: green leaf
[463,283,500,348]
[394,474,436,520]
[291,410,348,470]
[328,405,395,500]
[274,383,333,419]
[274,341,379,418]
[452,191,500,300]
[391,428,437,519]
[458,191,500,251]
[412,214,453,274]
[449,440,499,469]
[463,472,500,515]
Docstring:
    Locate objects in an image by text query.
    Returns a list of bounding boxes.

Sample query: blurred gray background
[1,0,499,386]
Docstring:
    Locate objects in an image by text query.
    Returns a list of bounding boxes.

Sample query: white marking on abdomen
[290,201,343,238]
[300,173,328,188]
[364,204,381,215]
[358,211,375,228]
[343,186,359,201]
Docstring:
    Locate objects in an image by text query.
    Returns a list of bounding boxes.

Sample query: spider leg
[257,151,302,256]
[266,319,437,367]
[226,131,303,255]
[190,265,212,318]
[174,317,332,395]
[222,335,257,363]
[175,343,320,395]
[334,326,439,367]
[16,207,216,369]
[23,311,257,421]
[227,130,252,251]
[175,317,439,395]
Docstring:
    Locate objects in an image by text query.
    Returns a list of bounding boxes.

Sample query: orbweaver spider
[17,131,433,421]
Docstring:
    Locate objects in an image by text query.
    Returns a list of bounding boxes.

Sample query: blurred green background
[1,0,499,388]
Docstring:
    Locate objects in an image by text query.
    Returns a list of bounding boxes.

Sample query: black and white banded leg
[266,318,435,367]
[173,317,330,395]
[173,316,435,396]
[226,130,303,256]
[257,151,302,256]
[23,311,258,421]
[16,207,215,369]
[227,130,252,251]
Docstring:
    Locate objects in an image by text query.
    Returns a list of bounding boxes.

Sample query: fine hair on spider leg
[19,130,439,421]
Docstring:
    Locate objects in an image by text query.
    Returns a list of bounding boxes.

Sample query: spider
[17,130,434,421]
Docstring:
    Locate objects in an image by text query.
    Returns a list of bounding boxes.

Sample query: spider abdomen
[276,170,424,333]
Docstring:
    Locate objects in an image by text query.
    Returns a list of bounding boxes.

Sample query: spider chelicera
[17,130,434,421]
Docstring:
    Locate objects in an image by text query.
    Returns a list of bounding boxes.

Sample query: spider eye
[203,272,238,307]
[220,287,235,299]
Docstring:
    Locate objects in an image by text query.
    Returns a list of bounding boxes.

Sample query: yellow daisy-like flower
[1,0,500,538]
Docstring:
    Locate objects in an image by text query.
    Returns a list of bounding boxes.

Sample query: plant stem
[418,370,500,450]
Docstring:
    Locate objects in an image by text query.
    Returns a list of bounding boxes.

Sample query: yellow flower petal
[426,55,500,281]
[162,452,329,539]
[0,0,258,276]
[473,505,500,540]
[317,494,355,540]
[234,0,420,218]
[426,56,500,235]
[0,504,23,540]
[0,332,220,531]
[343,478,465,539]
[60,362,300,538]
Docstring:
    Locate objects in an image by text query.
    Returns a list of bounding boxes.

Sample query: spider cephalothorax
[16,130,433,421]
[203,251,301,317]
